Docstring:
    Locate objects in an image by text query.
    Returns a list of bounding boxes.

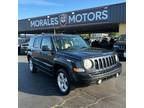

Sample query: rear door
[39,36,55,75]
[31,37,42,66]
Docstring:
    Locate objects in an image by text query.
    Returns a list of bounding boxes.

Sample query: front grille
[94,55,117,70]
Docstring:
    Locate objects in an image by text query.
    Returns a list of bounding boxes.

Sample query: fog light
[116,73,119,77]
[97,79,102,85]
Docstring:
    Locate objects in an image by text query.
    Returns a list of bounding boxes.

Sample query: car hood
[58,47,114,60]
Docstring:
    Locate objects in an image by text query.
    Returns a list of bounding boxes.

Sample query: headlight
[83,59,93,69]
[115,55,119,62]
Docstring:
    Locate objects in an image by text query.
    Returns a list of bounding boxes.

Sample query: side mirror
[42,45,50,51]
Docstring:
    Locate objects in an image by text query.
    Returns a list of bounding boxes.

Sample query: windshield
[54,35,89,50]
[118,34,126,42]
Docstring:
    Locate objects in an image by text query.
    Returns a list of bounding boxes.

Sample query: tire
[28,58,37,73]
[56,69,71,95]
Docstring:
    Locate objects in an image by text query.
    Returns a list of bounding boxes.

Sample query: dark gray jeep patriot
[27,34,122,95]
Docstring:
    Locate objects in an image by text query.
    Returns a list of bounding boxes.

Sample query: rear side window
[41,37,52,50]
[33,37,42,48]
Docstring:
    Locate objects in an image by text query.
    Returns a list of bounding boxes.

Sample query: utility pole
[25,33,26,39]
[54,28,56,34]
[88,33,91,39]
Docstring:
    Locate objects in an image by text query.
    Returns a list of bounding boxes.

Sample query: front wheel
[56,69,71,95]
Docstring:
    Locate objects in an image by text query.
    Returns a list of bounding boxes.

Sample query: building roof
[18,2,126,34]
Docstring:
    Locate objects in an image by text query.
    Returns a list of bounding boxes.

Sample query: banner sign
[30,7,109,28]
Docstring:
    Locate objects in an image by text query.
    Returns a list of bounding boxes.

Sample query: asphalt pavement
[18,55,126,108]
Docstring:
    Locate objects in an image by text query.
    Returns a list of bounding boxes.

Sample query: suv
[18,37,30,55]
[27,34,122,95]
[113,34,126,59]
[19,42,29,54]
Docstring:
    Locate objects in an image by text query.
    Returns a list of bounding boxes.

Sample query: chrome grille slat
[105,58,108,67]
[95,59,99,70]
[111,57,113,65]
[106,58,109,66]
[97,59,100,69]
[101,59,104,69]
[113,56,116,64]
[103,58,106,68]
[109,57,112,66]
[99,59,103,69]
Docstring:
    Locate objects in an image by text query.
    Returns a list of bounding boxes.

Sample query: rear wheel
[56,69,71,95]
[29,58,37,73]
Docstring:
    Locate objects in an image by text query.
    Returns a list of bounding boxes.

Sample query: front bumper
[73,63,122,84]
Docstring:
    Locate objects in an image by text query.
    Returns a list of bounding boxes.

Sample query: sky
[18,0,126,19]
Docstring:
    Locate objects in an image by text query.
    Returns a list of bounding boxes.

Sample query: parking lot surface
[18,55,126,108]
